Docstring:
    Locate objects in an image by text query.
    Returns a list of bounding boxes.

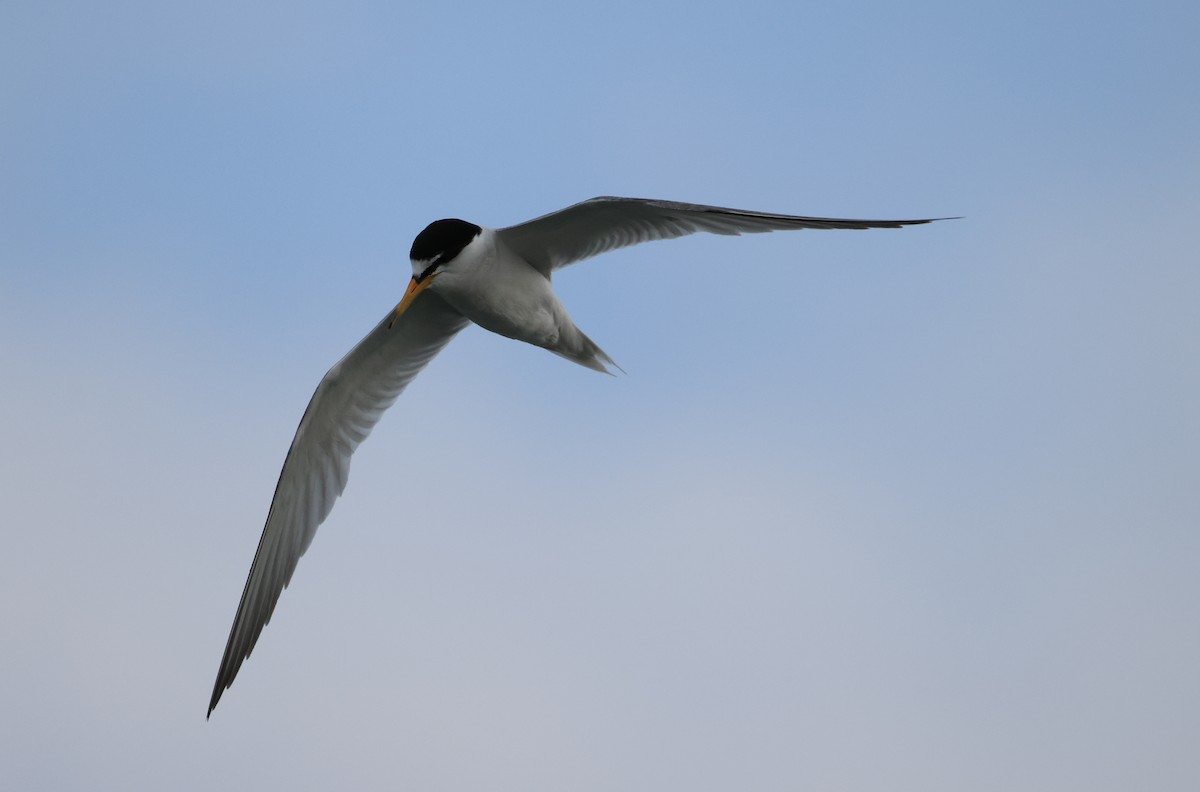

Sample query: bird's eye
[415,262,439,283]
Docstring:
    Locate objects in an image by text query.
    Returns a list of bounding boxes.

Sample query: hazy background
[2,1,1197,789]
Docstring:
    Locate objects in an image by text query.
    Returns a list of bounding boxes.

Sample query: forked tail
[550,325,623,375]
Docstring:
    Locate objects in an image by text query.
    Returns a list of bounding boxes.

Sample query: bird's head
[390,218,482,327]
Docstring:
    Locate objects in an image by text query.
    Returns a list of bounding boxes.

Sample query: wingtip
[896,216,960,226]
[207,684,224,719]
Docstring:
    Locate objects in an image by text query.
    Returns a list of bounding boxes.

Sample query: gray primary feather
[497,196,946,274]
[208,293,469,717]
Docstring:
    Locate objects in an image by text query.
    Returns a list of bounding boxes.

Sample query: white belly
[434,237,571,350]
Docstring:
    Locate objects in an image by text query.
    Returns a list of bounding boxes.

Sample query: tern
[208,196,949,716]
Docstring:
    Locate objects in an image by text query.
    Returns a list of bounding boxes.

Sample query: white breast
[432,228,574,350]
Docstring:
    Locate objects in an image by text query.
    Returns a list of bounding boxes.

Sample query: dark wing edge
[207,294,469,717]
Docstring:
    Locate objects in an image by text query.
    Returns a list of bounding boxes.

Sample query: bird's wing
[497,196,948,274]
[208,293,470,717]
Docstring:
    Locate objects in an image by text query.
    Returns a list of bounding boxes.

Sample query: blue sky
[2,1,1198,789]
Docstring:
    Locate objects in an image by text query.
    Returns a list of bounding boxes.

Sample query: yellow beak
[389,275,434,328]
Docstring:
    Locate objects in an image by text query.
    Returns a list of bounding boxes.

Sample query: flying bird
[208,196,950,716]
